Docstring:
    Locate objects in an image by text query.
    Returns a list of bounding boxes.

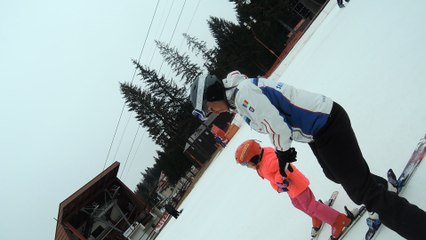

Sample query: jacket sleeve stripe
[263,119,283,150]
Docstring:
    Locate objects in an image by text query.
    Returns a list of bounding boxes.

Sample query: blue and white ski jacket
[223,71,333,152]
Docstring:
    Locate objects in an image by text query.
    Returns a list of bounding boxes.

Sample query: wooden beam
[64,222,87,240]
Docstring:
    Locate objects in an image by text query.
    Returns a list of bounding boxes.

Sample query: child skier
[235,139,354,239]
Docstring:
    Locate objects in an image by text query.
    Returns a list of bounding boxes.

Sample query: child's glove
[276,148,296,177]
[277,179,289,193]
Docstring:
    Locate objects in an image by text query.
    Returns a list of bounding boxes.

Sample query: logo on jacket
[243,116,251,125]
[276,82,284,89]
[242,100,249,108]
[242,99,255,112]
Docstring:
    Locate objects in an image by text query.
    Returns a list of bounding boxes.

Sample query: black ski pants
[309,102,426,240]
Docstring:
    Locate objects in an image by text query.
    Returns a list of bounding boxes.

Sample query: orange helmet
[235,140,262,165]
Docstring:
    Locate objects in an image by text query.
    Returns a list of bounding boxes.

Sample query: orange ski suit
[255,147,340,226]
[256,147,309,198]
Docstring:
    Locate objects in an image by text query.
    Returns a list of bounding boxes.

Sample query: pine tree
[130,60,199,145]
[182,33,218,74]
[208,16,269,76]
[155,40,202,85]
[156,143,193,186]
[121,60,201,187]
[120,82,175,148]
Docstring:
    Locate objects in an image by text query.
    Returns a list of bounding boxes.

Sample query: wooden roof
[55,162,120,239]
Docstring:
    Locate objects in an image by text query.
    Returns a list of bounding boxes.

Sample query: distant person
[189,71,426,239]
[235,139,355,239]
[214,135,227,148]
[337,0,350,8]
[164,203,182,219]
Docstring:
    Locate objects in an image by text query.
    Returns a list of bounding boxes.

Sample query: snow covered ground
[156,0,426,239]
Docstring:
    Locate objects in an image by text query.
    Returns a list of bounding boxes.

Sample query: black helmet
[189,74,226,120]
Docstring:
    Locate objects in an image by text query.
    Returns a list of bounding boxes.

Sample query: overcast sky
[0,0,237,239]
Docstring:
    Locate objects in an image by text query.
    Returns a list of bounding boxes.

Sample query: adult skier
[164,203,182,219]
[235,139,351,239]
[189,71,426,239]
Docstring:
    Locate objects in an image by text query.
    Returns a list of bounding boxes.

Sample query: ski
[365,135,426,240]
[330,205,367,240]
[311,191,339,239]
[393,135,426,191]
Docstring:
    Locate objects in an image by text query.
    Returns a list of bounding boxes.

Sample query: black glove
[276,148,297,177]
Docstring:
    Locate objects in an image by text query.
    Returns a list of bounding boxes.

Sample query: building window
[91,225,105,238]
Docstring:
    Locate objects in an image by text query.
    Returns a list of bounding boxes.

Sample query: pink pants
[290,188,339,225]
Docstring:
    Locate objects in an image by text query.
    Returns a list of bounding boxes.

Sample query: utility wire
[158,0,188,73]
[103,0,161,170]
[166,0,202,79]
[119,0,200,179]
[119,0,175,177]
[112,114,132,163]
[122,0,189,171]
[120,1,176,180]
[148,0,176,67]
[122,129,146,181]
[119,0,188,178]
[120,125,140,179]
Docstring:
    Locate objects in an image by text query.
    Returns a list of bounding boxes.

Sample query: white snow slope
[156,0,426,239]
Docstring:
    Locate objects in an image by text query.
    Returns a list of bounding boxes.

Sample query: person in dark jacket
[164,203,182,219]
[189,71,426,239]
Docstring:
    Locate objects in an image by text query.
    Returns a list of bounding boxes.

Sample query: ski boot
[331,213,351,239]
[387,169,401,193]
[311,217,322,237]
[366,217,381,231]
[331,206,364,240]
